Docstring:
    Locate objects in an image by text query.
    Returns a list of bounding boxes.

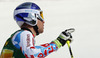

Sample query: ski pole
[65,28,75,58]
[66,41,74,58]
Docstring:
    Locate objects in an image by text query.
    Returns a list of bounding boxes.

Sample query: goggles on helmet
[36,10,44,22]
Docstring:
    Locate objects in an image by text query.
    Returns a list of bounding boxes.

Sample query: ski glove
[53,28,75,48]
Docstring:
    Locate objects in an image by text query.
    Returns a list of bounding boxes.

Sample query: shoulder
[12,30,33,41]
[20,30,33,39]
[13,30,32,37]
[21,30,32,36]
[11,30,34,47]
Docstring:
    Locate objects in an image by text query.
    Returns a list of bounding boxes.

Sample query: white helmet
[14,2,44,27]
[14,2,44,35]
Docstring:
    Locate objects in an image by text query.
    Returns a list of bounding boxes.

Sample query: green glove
[53,28,75,48]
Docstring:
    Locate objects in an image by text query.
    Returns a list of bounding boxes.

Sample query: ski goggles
[37,10,44,22]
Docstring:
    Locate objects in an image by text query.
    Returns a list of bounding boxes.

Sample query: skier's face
[37,19,45,33]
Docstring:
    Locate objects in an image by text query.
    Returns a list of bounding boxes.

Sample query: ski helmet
[14,2,44,35]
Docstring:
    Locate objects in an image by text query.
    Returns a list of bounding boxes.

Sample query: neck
[28,27,36,37]
[21,23,37,37]
[21,27,36,37]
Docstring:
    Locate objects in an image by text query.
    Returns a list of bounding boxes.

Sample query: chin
[41,30,44,33]
[39,30,44,33]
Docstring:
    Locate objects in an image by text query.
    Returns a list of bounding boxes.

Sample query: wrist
[52,39,62,49]
[57,37,66,46]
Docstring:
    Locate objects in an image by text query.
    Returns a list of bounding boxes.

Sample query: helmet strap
[33,25,39,35]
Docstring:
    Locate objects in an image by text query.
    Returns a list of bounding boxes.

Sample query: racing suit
[0,28,58,58]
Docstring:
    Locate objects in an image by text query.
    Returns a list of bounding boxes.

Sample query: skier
[0,2,74,58]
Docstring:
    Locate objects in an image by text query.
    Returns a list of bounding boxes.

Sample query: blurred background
[0,0,100,58]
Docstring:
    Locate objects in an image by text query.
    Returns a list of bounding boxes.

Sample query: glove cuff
[57,37,66,46]
[52,39,62,49]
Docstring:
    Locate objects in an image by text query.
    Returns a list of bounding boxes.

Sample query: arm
[12,28,74,58]
[12,31,58,58]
